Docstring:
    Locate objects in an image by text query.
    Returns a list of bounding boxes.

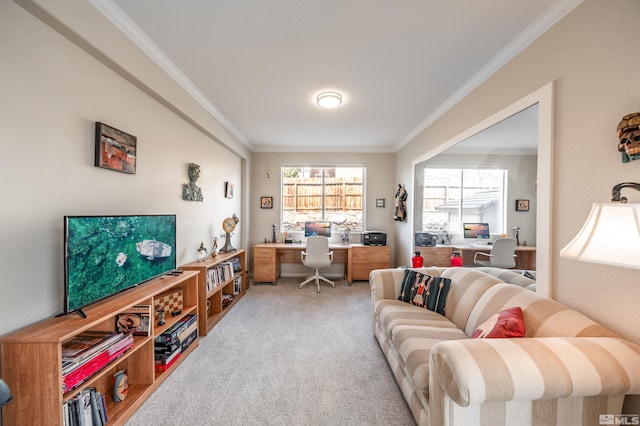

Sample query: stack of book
[206,261,235,290]
[62,331,134,393]
[63,387,108,426]
[154,314,197,373]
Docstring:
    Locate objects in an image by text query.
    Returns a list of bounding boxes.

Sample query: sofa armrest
[429,337,640,407]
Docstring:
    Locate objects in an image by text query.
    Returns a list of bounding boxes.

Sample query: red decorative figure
[412,251,424,268]
[450,251,463,267]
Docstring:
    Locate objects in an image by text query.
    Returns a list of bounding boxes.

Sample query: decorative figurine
[394,184,407,221]
[182,162,204,201]
[156,309,166,326]
[616,112,640,163]
[271,223,278,243]
[113,370,128,402]
[211,236,218,257]
[197,241,208,261]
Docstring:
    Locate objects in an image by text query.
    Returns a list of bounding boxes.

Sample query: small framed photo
[225,182,234,199]
[95,122,137,174]
[516,199,529,212]
[376,198,385,208]
[261,196,273,209]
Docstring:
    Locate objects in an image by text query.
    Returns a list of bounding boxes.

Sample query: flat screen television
[462,222,490,239]
[304,221,332,238]
[64,214,177,315]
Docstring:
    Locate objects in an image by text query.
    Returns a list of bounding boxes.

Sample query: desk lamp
[561,182,640,269]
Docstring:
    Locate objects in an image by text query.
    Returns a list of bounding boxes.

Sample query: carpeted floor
[125,277,416,426]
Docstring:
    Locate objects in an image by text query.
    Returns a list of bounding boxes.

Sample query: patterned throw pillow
[472,306,525,338]
[398,269,451,315]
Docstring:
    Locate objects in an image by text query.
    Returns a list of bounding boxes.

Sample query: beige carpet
[125,277,415,426]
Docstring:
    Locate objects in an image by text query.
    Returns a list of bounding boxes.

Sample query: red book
[155,351,181,373]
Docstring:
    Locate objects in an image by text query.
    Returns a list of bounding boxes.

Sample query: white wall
[396,0,640,346]
[0,1,246,335]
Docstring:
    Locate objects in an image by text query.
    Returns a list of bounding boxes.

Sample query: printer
[362,231,387,246]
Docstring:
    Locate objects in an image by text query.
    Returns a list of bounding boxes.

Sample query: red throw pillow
[472,306,525,338]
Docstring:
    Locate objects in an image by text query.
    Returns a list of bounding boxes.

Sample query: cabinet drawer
[352,263,389,280]
[254,247,275,258]
[352,248,390,263]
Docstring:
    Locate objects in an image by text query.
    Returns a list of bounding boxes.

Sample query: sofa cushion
[465,283,620,338]
[392,324,468,398]
[398,269,451,315]
[375,299,458,339]
[472,306,525,338]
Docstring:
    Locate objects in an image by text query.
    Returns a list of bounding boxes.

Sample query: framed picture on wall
[516,199,529,211]
[225,182,234,199]
[94,122,137,174]
[261,196,273,209]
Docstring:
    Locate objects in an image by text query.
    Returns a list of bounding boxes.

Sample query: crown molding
[394,0,583,152]
[90,0,250,147]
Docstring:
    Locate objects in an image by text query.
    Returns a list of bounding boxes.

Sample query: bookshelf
[180,249,246,336]
[0,271,199,426]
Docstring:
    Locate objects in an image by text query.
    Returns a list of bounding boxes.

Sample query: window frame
[420,165,508,236]
[280,165,366,234]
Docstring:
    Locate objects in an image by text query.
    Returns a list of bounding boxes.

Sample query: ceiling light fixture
[316,91,343,109]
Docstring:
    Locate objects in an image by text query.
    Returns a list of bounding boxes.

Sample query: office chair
[300,236,335,293]
[473,238,517,269]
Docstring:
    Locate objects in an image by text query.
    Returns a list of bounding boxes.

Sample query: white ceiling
[100,0,579,153]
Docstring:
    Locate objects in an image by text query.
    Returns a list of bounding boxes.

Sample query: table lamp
[560,182,640,269]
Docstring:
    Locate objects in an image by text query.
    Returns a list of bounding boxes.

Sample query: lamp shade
[560,203,640,269]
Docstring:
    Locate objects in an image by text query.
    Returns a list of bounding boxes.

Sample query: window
[281,166,364,233]
[422,167,507,235]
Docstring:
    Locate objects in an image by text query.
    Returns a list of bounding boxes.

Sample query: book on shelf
[154,350,181,373]
[154,314,197,345]
[62,334,134,393]
[62,331,124,361]
[63,387,106,426]
[233,276,242,295]
[81,389,93,426]
[230,256,242,272]
[206,261,235,290]
[155,344,181,365]
[116,305,151,336]
[62,333,129,376]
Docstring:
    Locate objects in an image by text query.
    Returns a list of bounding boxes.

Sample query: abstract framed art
[95,122,137,174]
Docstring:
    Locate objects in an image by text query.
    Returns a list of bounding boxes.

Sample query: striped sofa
[370,267,640,426]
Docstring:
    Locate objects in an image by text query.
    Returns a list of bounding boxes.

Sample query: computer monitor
[463,223,490,240]
[304,221,332,238]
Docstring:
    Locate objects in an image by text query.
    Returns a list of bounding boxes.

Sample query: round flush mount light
[316,91,343,109]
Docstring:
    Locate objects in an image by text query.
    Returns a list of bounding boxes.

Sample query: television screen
[64,215,177,314]
[463,222,490,239]
[304,221,332,238]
